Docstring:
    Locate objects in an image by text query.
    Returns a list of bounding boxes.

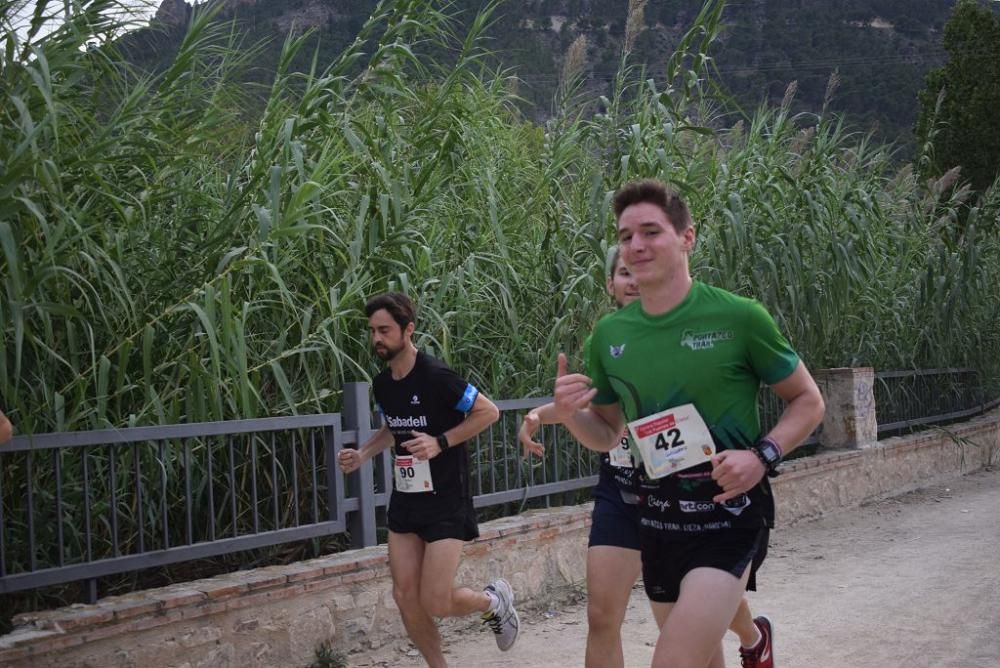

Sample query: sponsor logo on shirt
[411,394,420,405]
[680,329,735,351]
[679,499,716,513]
[646,496,672,512]
[609,343,626,358]
[386,415,429,429]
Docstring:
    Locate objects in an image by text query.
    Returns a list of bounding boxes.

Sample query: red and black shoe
[739,615,774,668]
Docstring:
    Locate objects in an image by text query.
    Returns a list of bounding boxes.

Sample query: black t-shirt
[373,351,480,498]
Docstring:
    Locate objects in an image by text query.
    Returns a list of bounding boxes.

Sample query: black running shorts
[387,491,480,543]
[641,527,769,603]
[589,477,641,550]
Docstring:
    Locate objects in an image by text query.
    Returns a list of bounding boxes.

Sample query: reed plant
[1,0,998,604]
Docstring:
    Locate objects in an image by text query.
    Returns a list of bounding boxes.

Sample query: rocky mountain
[140,0,959,151]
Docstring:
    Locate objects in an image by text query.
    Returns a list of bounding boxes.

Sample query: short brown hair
[365,292,416,329]
[612,179,692,232]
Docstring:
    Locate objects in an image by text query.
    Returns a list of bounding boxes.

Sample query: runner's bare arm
[562,402,625,453]
[764,361,825,458]
[440,392,500,447]
[519,402,561,457]
[712,362,825,502]
[0,410,12,444]
[337,423,394,473]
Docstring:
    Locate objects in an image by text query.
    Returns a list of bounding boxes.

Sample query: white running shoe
[481,578,520,651]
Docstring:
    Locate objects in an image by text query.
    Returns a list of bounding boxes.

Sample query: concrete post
[814,367,877,449]
[342,381,377,548]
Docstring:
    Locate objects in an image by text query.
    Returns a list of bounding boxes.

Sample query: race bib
[626,404,716,479]
[394,455,434,493]
[608,432,635,469]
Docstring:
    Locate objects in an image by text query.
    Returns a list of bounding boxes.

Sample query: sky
[8,0,162,41]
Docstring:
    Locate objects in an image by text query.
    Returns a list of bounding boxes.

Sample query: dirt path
[352,468,1000,668]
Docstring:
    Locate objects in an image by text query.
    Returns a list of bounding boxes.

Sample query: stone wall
[774,409,999,523]
[2,409,997,668]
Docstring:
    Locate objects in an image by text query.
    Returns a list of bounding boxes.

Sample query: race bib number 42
[627,404,716,479]
[394,455,434,493]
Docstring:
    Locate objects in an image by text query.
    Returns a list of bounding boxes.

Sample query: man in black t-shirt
[337,292,520,664]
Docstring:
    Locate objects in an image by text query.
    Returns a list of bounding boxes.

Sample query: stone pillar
[814,367,877,449]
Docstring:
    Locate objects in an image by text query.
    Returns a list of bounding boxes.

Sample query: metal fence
[874,368,1000,434]
[0,384,597,600]
[2,370,995,601]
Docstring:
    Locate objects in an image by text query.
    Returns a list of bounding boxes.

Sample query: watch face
[759,440,781,464]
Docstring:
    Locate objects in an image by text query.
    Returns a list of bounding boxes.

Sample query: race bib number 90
[627,404,716,479]
[394,455,434,493]
[608,431,635,469]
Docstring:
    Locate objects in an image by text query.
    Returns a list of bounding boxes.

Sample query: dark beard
[374,343,403,361]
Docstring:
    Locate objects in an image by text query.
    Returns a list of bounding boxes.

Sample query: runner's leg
[585,545,642,668]
[651,565,751,668]
[729,597,760,648]
[388,531,447,668]
[419,538,492,618]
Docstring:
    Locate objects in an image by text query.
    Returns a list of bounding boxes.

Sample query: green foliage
[2,0,998,435]
[312,642,348,668]
[915,0,1000,194]
[3,0,999,628]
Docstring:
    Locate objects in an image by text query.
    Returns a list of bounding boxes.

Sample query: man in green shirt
[550,179,825,668]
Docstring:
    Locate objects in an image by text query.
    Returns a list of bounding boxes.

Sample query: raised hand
[553,352,596,420]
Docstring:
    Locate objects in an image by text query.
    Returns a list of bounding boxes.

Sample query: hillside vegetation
[2,0,998,435]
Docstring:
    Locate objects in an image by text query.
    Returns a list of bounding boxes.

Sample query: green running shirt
[587,281,800,532]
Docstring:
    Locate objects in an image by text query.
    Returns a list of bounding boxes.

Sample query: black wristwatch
[750,437,783,477]
[436,434,450,451]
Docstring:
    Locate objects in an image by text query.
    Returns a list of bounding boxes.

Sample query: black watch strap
[437,434,450,450]
[752,437,783,477]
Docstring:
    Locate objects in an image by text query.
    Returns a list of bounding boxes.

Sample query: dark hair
[611,179,693,232]
[365,292,416,329]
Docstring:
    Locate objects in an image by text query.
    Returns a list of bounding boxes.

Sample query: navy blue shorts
[641,527,769,603]
[588,478,641,551]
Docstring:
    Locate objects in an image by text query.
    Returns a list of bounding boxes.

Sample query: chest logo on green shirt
[680,329,735,351]
[609,343,626,358]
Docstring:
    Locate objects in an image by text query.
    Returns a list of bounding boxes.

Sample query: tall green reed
[1,0,998,592]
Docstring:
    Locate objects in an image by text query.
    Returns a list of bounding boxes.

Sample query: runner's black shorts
[589,476,641,551]
[387,491,479,543]
[640,527,769,603]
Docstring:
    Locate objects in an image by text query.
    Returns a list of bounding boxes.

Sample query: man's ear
[684,225,697,252]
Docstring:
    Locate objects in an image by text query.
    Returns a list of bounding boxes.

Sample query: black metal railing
[0,413,350,598]
[874,368,1000,434]
[3,370,996,600]
[0,385,601,599]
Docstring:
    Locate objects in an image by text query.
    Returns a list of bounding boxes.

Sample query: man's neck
[638,273,694,316]
[388,343,419,380]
